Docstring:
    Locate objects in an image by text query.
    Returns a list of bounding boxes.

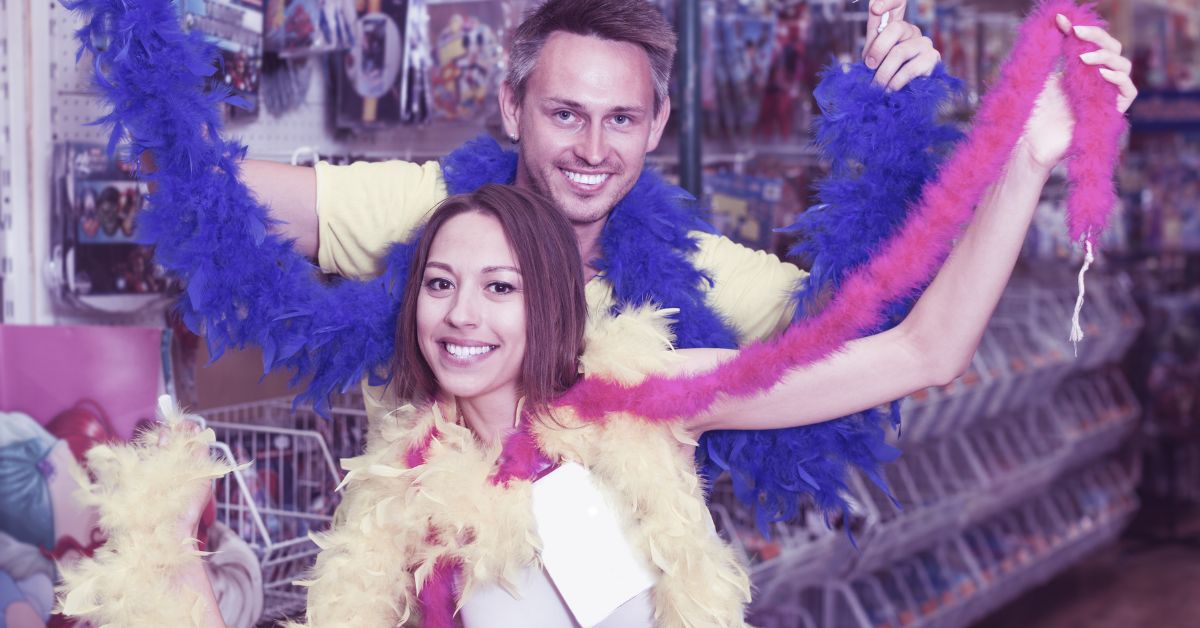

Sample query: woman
[60,186,734,624]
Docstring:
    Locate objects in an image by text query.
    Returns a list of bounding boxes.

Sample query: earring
[508,134,520,145]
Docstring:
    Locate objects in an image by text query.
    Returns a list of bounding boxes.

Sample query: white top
[458,566,654,628]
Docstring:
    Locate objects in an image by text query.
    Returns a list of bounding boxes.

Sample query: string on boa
[555,0,1125,423]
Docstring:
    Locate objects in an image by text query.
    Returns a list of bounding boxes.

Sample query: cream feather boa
[56,397,239,626]
[57,307,751,627]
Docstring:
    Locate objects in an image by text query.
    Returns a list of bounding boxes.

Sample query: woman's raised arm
[683,15,1136,435]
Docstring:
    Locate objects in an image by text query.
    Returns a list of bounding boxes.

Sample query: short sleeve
[689,232,807,343]
[315,159,448,278]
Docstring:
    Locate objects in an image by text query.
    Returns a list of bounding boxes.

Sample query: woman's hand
[1019,14,1138,171]
[157,420,215,543]
[862,0,941,91]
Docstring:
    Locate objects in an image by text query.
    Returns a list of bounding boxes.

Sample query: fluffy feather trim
[533,409,751,628]
[579,305,685,385]
[299,402,749,627]
[57,396,237,626]
[291,405,539,627]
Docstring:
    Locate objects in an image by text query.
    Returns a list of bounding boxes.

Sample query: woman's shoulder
[346,402,438,469]
[579,304,685,385]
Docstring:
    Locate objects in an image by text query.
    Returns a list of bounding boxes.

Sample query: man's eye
[555,111,574,122]
[613,114,630,125]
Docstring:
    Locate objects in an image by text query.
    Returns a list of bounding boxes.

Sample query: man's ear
[499,82,522,141]
[646,95,671,153]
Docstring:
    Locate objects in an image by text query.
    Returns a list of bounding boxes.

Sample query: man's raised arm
[241,160,319,257]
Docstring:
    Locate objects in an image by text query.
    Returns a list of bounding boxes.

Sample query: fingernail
[1073,25,1085,35]
[865,56,876,68]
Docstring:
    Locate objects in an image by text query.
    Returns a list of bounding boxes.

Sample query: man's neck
[573,219,606,282]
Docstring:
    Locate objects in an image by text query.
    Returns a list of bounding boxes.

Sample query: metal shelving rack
[726,272,1144,628]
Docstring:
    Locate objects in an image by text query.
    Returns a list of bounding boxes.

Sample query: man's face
[501,32,670,228]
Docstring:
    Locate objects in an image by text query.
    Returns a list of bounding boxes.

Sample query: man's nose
[575,125,609,167]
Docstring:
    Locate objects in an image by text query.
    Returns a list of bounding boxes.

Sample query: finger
[1072,25,1122,55]
[865,21,919,70]
[887,49,941,91]
[1055,13,1072,35]
[1080,49,1131,74]
[863,0,909,59]
[873,36,928,88]
[1098,68,1138,113]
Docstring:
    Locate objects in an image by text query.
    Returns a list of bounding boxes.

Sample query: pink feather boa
[554,0,1125,426]
[418,1,1124,623]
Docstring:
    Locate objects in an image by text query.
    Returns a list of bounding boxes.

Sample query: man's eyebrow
[542,97,646,116]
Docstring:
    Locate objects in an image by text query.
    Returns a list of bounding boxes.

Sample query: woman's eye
[426,278,453,291]
[488,282,516,295]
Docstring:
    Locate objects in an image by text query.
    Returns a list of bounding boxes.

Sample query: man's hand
[862,0,940,91]
[1019,13,1138,171]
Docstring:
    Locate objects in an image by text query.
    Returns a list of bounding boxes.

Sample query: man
[228,0,1134,518]
[239,0,940,397]
[245,0,937,281]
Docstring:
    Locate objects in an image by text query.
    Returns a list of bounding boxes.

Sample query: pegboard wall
[2,0,28,325]
[11,0,492,326]
[1,0,10,324]
[46,0,490,161]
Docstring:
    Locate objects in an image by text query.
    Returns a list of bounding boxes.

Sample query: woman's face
[417,211,527,404]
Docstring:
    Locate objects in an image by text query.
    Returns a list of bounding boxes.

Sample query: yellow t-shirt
[314,159,806,345]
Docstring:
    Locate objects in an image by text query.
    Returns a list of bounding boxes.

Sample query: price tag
[531,462,655,627]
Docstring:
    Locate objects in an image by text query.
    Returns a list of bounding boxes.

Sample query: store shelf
[750,454,1139,628]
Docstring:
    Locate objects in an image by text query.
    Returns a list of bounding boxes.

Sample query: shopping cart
[202,401,348,622]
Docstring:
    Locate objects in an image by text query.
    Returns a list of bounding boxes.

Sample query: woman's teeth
[445,343,495,358]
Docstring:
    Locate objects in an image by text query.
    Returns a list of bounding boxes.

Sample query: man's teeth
[446,343,495,358]
[564,170,608,186]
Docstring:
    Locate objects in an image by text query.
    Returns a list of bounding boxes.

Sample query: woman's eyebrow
[483,265,522,274]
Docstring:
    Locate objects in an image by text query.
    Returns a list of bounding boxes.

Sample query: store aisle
[974,534,1200,628]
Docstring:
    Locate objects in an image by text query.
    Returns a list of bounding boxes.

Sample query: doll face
[416,211,527,406]
[46,440,99,560]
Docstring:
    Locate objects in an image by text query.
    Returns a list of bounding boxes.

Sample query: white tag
[531,462,655,627]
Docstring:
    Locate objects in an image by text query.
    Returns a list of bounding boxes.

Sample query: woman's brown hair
[392,184,588,411]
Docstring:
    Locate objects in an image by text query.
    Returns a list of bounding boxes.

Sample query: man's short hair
[507,0,677,114]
